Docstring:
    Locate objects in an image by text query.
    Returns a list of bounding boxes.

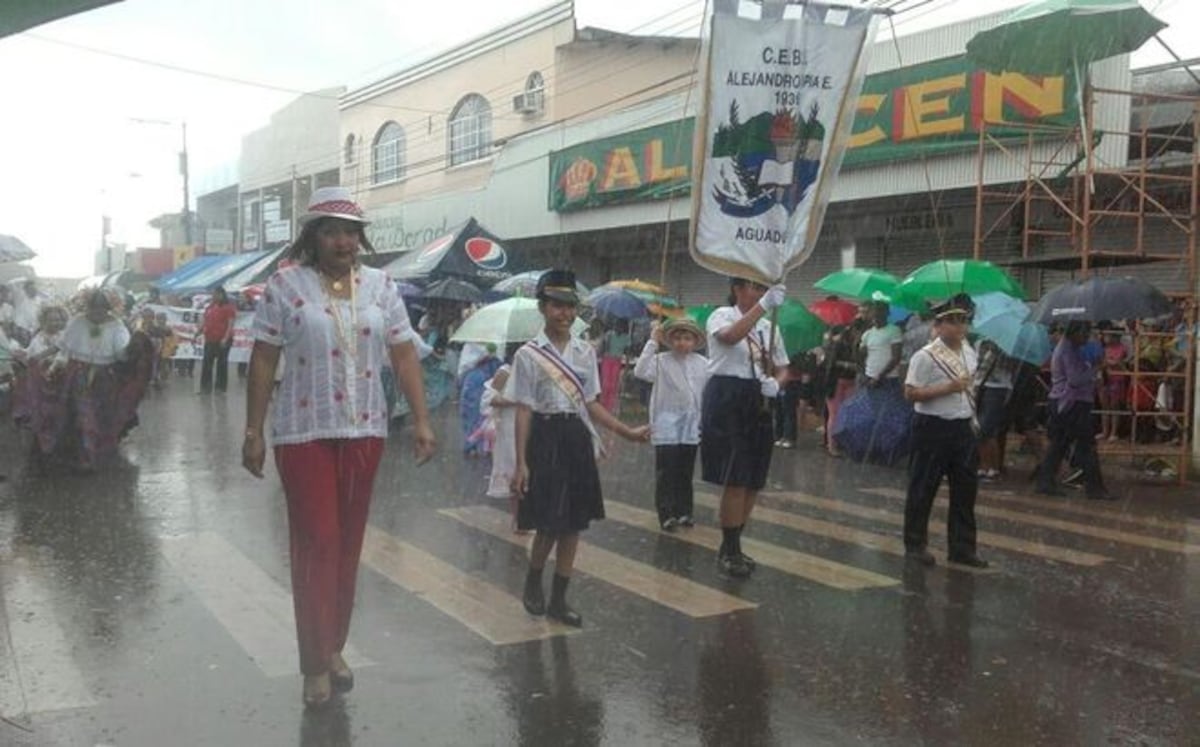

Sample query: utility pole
[180,121,192,246]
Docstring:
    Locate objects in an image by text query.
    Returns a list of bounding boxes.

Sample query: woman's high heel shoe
[303,673,332,710]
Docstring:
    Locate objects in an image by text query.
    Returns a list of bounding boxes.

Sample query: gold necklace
[319,266,352,293]
[318,266,359,423]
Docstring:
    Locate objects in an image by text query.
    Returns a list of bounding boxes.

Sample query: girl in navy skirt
[510,270,650,626]
[700,278,790,578]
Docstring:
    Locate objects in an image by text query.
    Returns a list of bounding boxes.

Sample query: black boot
[546,574,582,627]
[523,567,545,616]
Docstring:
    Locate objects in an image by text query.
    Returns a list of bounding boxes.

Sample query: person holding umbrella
[701,277,790,578]
[902,295,987,568]
[1034,321,1114,500]
[511,270,650,627]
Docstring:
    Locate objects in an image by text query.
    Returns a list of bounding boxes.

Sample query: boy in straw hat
[634,316,710,531]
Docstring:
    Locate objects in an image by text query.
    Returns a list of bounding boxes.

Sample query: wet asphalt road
[0,379,1198,746]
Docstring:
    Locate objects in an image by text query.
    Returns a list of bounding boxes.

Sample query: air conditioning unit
[512,92,543,116]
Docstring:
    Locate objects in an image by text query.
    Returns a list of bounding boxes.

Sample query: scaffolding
[973,86,1198,485]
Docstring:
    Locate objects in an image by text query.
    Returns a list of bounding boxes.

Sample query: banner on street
[691,1,877,284]
[149,305,255,364]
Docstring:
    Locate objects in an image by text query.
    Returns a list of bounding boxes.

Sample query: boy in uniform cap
[902,294,988,568]
[633,316,710,531]
[510,269,651,626]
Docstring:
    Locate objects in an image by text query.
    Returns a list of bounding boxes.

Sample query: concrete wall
[239,87,343,192]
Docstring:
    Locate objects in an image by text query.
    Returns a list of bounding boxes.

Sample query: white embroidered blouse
[252,264,416,445]
[59,317,130,365]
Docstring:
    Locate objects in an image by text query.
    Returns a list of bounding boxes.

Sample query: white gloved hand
[758,284,787,312]
[760,377,780,398]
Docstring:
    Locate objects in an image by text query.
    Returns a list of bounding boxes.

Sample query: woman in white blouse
[242,187,435,709]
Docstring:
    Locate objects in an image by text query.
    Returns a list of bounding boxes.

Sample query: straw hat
[299,186,370,225]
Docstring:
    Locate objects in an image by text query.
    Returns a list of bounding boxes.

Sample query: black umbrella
[1031,276,1173,324]
[422,277,482,304]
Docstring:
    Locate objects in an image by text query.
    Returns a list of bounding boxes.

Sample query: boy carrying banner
[511,270,651,627]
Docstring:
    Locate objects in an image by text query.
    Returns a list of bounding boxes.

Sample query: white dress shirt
[510,331,601,414]
[906,339,978,420]
[705,305,789,380]
[633,341,710,445]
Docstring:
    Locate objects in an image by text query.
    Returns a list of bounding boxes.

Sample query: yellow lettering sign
[643,139,688,182]
[601,147,642,192]
[894,74,967,141]
[848,93,887,149]
[973,71,1065,128]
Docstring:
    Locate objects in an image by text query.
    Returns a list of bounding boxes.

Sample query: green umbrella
[686,304,718,329]
[965,0,1166,76]
[776,300,827,355]
[899,259,1025,301]
[814,268,924,309]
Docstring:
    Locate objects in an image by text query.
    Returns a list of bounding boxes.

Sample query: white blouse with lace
[59,317,130,365]
[252,264,415,445]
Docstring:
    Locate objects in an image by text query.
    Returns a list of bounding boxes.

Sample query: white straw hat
[299,186,370,225]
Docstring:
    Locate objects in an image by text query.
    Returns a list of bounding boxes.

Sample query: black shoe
[547,574,582,627]
[1087,490,1118,501]
[546,601,583,627]
[738,552,757,572]
[905,549,936,567]
[717,553,752,578]
[660,517,679,532]
[330,666,354,693]
[1062,468,1085,487]
[677,515,694,528]
[948,554,989,568]
[1035,485,1066,497]
[523,569,545,616]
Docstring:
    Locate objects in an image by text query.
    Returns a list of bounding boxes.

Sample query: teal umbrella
[966,0,1166,76]
[899,259,1025,301]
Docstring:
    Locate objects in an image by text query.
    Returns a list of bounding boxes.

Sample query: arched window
[447,94,492,167]
[372,122,406,184]
[524,71,545,113]
[344,134,356,165]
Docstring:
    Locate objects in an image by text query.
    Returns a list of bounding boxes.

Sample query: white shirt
[905,339,978,420]
[24,330,62,360]
[861,324,903,379]
[12,293,42,333]
[252,265,415,446]
[633,341,710,445]
[510,331,600,414]
[705,305,788,380]
[59,317,130,365]
[0,302,13,326]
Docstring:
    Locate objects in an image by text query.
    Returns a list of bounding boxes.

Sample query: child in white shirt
[633,317,710,531]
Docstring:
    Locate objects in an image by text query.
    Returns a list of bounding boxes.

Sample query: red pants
[275,438,384,675]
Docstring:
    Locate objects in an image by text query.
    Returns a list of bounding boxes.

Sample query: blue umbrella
[972,292,1052,365]
[586,287,648,320]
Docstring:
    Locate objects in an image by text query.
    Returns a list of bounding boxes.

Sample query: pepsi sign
[465,237,508,270]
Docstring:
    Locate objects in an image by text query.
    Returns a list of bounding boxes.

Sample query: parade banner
[691,1,877,284]
[148,305,255,364]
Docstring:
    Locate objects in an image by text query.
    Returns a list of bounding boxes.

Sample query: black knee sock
[720,526,740,557]
[550,573,571,606]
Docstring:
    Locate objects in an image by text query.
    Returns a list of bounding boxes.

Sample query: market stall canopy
[0,234,36,263]
[222,246,289,292]
[155,251,272,296]
[383,218,522,288]
[0,1,121,38]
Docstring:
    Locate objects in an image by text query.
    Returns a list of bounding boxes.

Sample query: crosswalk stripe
[360,526,579,645]
[0,556,98,717]
[859,488,1200,555]
[758,491,1110,567]
[605,500,900,588]
[438,506,756,618]
[868,485,1199,535]
[160,533,374,678]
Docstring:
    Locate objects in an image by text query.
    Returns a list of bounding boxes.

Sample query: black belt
[534,412,579,421]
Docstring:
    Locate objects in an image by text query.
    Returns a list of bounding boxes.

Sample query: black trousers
[199,341,230,393]
[655,444,697,524]
[904,415,980,559]
[1036,400,1105,495]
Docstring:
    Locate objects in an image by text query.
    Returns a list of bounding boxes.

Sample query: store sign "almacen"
[548,56,1076,212]
[843,53,1077,166]
[548,119,694,213]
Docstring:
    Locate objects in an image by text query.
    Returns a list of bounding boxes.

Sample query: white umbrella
[451,297,587,346]
[0,234,36,263]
